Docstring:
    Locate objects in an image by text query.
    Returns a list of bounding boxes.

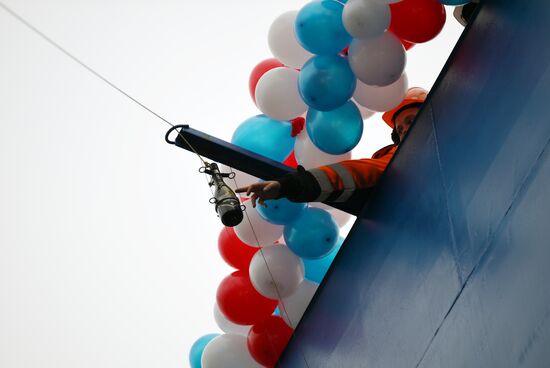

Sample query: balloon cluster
[190,0,464,366]
[203,209,346,367]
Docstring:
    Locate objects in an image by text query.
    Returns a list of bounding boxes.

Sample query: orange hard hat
[382,87,428,128]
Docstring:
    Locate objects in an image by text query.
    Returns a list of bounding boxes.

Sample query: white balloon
[352,98,376,120]
[348,32,406,87]
[278,280,319,328]
[213,303,251,336]
[353,72,409,112]
[255,67,307,121]
[294,129,352,169]
[219,164,258,191]
[343,0,390,39]
[234,199,284,247]
[249,244,304,299]
[201,334,262,368]
[308,202,333,211]
[268,10,314,69]
[330,209,354,227]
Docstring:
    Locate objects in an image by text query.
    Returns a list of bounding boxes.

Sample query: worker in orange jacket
[236,87,428,207]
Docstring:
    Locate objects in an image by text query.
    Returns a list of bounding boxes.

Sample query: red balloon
[399,37,416,50]
[217,271,278,326]
[389,30,415,50]
[247,315,294,367]
[249,58,284,104]
[218,227,258,270]
[283,151,298,168]
[340,46,349,57]
[389,0,446,44]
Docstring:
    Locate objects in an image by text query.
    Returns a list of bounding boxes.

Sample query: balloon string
[1,3,311,365]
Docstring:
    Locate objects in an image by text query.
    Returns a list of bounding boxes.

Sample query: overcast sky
[0,1,463,367]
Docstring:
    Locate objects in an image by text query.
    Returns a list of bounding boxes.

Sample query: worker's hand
[235,181,281,208]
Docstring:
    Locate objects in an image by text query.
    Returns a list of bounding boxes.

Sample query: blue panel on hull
[279,73,463,368]
[419,137,550,367]
[279,0,550,366]
[428,0,550,282]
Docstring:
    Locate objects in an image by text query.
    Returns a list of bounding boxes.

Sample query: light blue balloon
[189,334,219,368]
[303,236,344,283]
[299,54,356,111]
[231,115,294,162]
[439,0,470,5]
[295,0,352,55]
[273,306,281,316]
[257,198,307,225]
[284,207,339,259]
[306,101,363,155]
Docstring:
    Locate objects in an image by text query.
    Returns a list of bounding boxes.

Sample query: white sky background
[0,1,463,367]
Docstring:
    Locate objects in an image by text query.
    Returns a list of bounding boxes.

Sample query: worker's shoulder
[371,144,397,159]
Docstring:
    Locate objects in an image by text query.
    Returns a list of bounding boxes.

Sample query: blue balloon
[306,101,363,155]
[257,198,307,225]
[295,0,352,55]
[273,306,281,316]
[303,236,344,283]
[439,0,470,4]
[189,334,219,368]
[284,207,339,259]
[231,115,295,162]
[299,55,356,111]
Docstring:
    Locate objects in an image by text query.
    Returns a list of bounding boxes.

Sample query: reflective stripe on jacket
[308,144,397,202]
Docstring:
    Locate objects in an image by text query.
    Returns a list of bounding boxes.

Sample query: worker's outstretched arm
[235,165,320,207]
[236,145,396,207]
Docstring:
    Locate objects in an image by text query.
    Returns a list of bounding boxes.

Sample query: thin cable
[229,170,311,368]
[228,169,298,325]
[0,1,208,167]
[0,2,172,126]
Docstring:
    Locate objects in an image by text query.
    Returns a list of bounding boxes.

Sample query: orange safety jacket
[277,144,397,203]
